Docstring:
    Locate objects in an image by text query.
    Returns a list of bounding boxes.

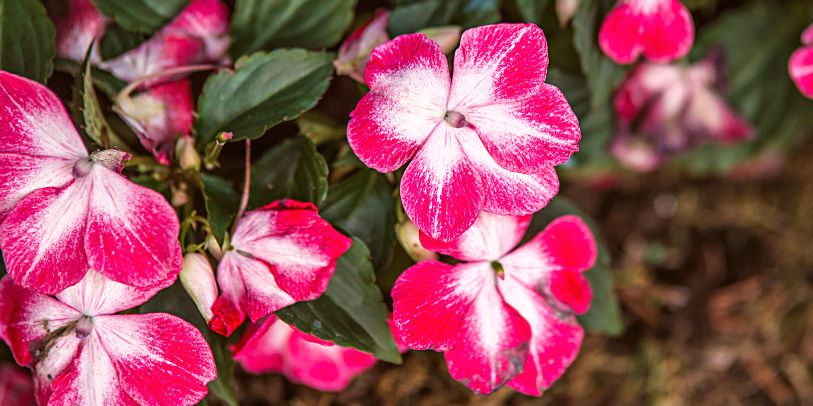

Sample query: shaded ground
[233,141,813,406]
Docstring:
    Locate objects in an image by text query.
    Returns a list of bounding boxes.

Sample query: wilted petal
[54,0,109,62]
[420,212,531,262]
[599,0,694,64]
[233,317,377,392]
[347,33,450,172]
[162,0,230,62]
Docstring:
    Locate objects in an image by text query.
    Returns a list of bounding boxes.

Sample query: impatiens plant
[0,271,216,405]
[0,0,810,403]
[348,23,580,241]
[393,213,596,395]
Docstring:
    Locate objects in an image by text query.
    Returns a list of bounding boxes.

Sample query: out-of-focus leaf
[78,48,132,151]
[388,0,501,36]
[92,0,187,33]
[0,0,56,83]
[195,50,334,147]
[249,136,328,208]
[99,23,147,60]
[277,238,402,363]
[297,111,346,145]
[571,0,626,109]
[55,58,126,98]
[199,174,239,242]
[205,333,238,406]
[514,0,554,23]
[524,196,623,335]
[230,0,356,57]
[320,169,396,270]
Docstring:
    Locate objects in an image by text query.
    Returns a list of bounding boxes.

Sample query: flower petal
[31,333,82,405]
[347,33,450,172]
[419,212,531,262]
[0,182,91,294]
[500,277,583,396]
[180,253,218,323]
[789,46,813,99]
[599,0,694,64]
[216,252,293,327]
[162,0,230,62]
[0,154,75,221]
[0,363,35,406]
[54,0,108,62]
[334,9,390,83]
[90,313,217,405]
[0,277,80,366]
[441,262,532,394]
[400,126,483,241]
[84,166,182,290]
[56,270,161,316]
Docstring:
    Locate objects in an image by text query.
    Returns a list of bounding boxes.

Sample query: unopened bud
[396,219,438,262]
[334,10,390,83]
[180,253,218,323]
[176,135,201,171]
[556,0,580,27]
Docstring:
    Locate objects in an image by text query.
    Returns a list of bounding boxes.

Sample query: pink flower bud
[334,10,390,83]
[180,252,218,322]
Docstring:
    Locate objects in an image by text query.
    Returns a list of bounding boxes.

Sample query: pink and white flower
[0,271,217,405]
[232,316,377,392]
[392,213,597,395]
[0,363,34,406]
[115,79,194,164]
[102,0,230,83]
[347,23,580,241]
[599,0,694,64]
[789,23,813,99]
[209,200,353,336]
[610,56,753,171]
[0,71,182,294]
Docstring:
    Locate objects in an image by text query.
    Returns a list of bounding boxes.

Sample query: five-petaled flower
[610,55,753,171]
[0,71,182,294]
[599,0,694,64]
[208,200,352,336]
[392,213,597,395]
[348,23,581,242]
[232,316,378,392]
[789,23,813,99]
[0,271,217,405]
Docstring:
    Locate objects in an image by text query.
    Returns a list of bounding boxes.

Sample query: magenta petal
[599,0,694,64]
[0,154,75,220]
[0,277,79,366]
[419,212,531,262]
[0,182,91,294]
[550,271,592,315]
[0,363,35,406]
[441,263,532,395]
[91,314,216,405]
[400,127,483,241]
[789,46,813,99]
[84,167,182,290]
[347,33,450,173]
[501,277,583,396]
[539,215,598,271]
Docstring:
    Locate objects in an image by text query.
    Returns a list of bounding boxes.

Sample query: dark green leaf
[525,196,623,335]
[514,0,554,23]
[571,0,626,109]
[388,0,501,36]
[205,333,238,406]
[0,0,56,83]
[92,0,188,33]
[55,58,126,99]
[277,238,401,363]
[195,50,334,146]
[78,48,132,151]
[99,23,147,60]
[200,174,240,242]
[249,136,328,208]
[230,0,356,57]
[320,169,396,270]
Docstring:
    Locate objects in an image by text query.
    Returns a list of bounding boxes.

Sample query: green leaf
[78,48,132,151]
[277,238,401,363]
[571,0,626,109]
[320,169,396,270]
[0,0,56,83]
[514,0,554,23]
[230,0,357,57]
[205,333,239,406]
[388,0,501,36]
[99,23,147,60]
[199,174,240,242]
[524,196,623,335]
[249,136,328,208]
[92,0,188,34]
[55,58,126,99]
[195,50,334,147]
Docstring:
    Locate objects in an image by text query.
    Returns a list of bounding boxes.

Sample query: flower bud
[176,135,201,171]
[396,219,438,262]
[180,253,218,323]
[556,0,580,27]
[334,10,390,83]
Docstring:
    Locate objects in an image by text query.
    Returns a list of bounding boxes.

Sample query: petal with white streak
[419,213,531,262]
[56,270,161,316]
